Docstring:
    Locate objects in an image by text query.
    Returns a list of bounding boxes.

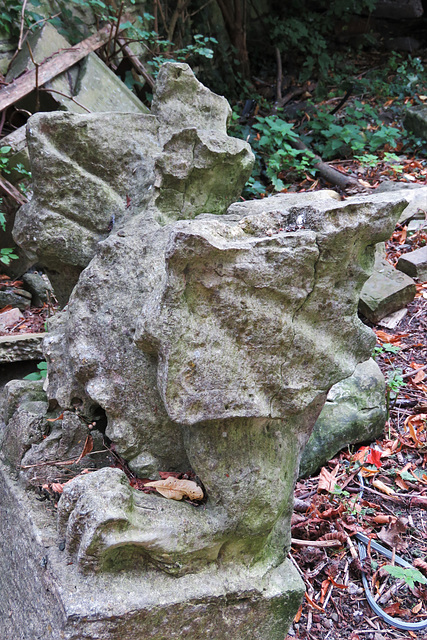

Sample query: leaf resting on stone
[144,476,203,501]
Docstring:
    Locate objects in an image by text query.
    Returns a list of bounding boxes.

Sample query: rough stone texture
[0,287,32,310]
[0,332,45,362]
[0,462,303,640]
[359,254,416,322]
[375,184,427,224]
[13,64,252,304]
[22,271,55,306]
[299,359,386,477]
[396,245,427,280]
[37,188,406,581]
[4,64,412,639]
[6,22,148,116]
[0,307,24,331]
[405,106,427,141]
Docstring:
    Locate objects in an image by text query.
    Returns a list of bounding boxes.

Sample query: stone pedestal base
[0,463,304,640]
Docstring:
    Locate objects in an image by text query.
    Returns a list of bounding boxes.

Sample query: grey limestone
[359,254,416,322]
[2,63,413,639]
[396,245,427,280]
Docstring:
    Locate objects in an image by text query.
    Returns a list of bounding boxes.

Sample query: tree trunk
[215,0,250,79]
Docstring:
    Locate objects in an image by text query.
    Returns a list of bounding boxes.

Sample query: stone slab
[0,332,45,362]
[0,308,24,332]
[300,359,386,477]
[359,255,416,323]
[405,106,427,141]
[378,307,408,329]
[0,461,304,640]
[396,245,427,280]
[0,288,31,310]
[6,22,148,115]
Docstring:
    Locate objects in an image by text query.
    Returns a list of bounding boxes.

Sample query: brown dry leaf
[144,476,204,501]
[75,434,94,464]
[412,601,423,614]
[395,476,409,491]
[372,479,396,496]
[377,517,408,551]
[414,369,426,384]
[293,604,303,624]
[318,464,340,493]
[372,515,396,525]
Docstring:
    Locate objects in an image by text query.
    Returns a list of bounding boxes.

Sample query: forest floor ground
[287,221,427,640]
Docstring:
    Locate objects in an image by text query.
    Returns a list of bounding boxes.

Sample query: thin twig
[26,41,39,112]
[275,46,282,103]
[18,0,29,51]
[291,538,344,548]
[112,1,125,59]
[38,88,91,112]
[402,363,427,380]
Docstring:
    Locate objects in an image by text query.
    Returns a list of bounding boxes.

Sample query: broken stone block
[0,467,304,640]
[405,106,427,141]
[0,333,45,363]
[0,287,32,311]
[359,255,416,323]
[3,63,411,640]
[6,22,148,116]
[396,245,427,280]
[375,184,427,225]
[0,308,24,332]
[299,359,386,477]
[22,271,54,306]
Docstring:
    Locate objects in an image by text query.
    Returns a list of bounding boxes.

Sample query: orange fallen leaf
[144,476,204,501]
[412,601,423,614]
[304,592,324,611]
[372,514,396,524]
[47,412,64,422]
[372,479,396,496]
[318,464,340,493]
[320,578,330,603]
[395,476,409,491]
[293,604,303,623]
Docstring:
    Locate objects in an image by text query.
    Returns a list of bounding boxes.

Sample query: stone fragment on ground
[375,182,427,223]
[396,245,427,281]
[0,308,23,332]
[377,307,408,330]
[359,254,416,323]
[0,333,45,363]
[0,287,31,311]
[300,358,386,477]
[405,106,427,142]
[22,271,54,307]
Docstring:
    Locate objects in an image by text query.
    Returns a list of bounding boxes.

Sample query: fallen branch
[0,174,28,205]
[117,38,155,89]
[0,24,119,113]
[291,538,344,548]
[289,136,365,191]
[402,363,427,380]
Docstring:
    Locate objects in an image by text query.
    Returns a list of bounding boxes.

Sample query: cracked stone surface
[2,62,411,640]
[13,62,253,304]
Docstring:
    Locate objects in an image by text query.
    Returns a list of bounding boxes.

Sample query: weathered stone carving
[2,63,410,638]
